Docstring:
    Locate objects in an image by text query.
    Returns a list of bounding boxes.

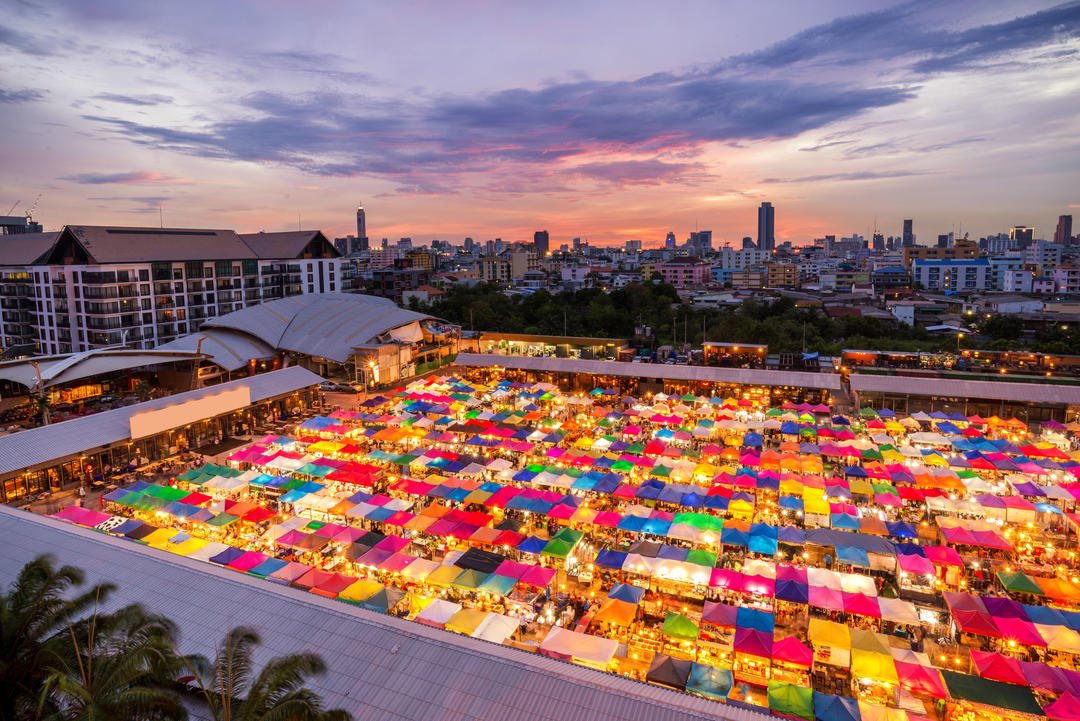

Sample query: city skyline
[1,1,1079,245]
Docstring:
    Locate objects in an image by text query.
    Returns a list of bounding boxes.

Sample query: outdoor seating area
[49,371,1080,720]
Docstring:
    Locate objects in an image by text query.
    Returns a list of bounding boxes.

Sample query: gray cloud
[61,171,180,184]
[72,3,1080,193]
[0,22,52,55]
[0,87,46,103]
[88,195,170,212]
[92,92,174,106]
[761,169,938,184]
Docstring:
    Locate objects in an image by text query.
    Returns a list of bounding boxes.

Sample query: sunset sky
[2,1,1079,246]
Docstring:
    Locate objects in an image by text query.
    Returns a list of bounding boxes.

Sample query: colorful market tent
[768,680,814,720]
[645,654,693,691]
[686,663,733,701]
[539,626,618,670]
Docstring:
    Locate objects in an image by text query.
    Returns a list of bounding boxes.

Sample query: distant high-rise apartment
[665,232,676,248]
[625,239,642,252]
[1010,225,1034,244]
[902,219,914,247]
[355,204,369,252]
[1055,215,1073,244]
[757,202,775,251]
[533,230,549,255]
[690,230,712,253]
[741,237,755,249]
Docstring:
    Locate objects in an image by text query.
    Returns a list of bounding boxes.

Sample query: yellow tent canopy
[339,579,384,603]
[445,608,490,635]
[808,618,851,650]
[851,649,898,685]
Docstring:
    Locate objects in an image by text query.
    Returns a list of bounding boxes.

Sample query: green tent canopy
[940,669,1044,716]
[997,570,1045,596]
[662,612,700,640]
[767,680,814,721]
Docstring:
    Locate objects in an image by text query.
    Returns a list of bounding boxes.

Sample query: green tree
[0,555,116,721]
[182,627,349,721]
[38,605,185,721]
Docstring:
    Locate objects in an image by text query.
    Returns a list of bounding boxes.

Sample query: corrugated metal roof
[204,294,434,364]
[0,507,762,721]
[454,353,842,391]
[0,366,323,475]
[850,373,1080,404]
[238,231,339,260]
[156,329,277,371]
[0,231,59,264]
[0,349,201,389]
[65,226,257,262]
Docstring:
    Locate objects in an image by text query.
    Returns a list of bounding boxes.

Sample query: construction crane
[5,200,19,215]
[26,193,41,220]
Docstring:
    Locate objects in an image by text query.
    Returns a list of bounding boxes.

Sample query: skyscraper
[757,202,774,251]
[356,204,369,252]
[1055,215,1073,244]
[1010,225,1034,244]
[902,219,914,247]
[689,230,712,253]
[665,232,676,248]
[533,230,549,255]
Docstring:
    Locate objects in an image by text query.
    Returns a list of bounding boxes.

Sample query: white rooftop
[0,507,759,721]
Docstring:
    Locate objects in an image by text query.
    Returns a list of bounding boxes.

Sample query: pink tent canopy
[494,559,530,579]
[701,601,738,627]
[709,568,743,590]
[741,574,775,597]
[895,661,947,699]
[733,627,773,658]
[520,566,557,587]
[842,592,881,617]
[971,649,1027,685]
[925,546,964,566]
[772,636,813,667]
[995,617,1046,647]
[227,551,268,572]
[898,554,936,576]
[1045,693,1080,721]
[808,584,844,610]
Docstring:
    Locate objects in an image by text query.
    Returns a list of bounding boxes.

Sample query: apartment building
[477,256,511,283]
[765,263,799,288]
[0,225,351,354]
[902,239,978,267]
[911,258,989,292]
[1053,263,1080,294]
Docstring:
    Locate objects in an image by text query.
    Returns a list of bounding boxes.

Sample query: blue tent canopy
[609,583,645,604]
[686,663,733,701]
[775,579,810,604]
[736,606,775,633]
[594,549,628,569]
[778,526,806,545]
[813,692,860,721]
[836,545,870,568]
[515,536,548,554]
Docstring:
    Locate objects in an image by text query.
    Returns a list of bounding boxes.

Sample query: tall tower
[356,204,369,252]
[533,230,549,255]
[1055,215,1073,244]
[902,219,914,247]
[757,202,775,251]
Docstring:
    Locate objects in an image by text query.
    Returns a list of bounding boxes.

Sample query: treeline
[420,283,941,354]
[418,283,1078,354]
